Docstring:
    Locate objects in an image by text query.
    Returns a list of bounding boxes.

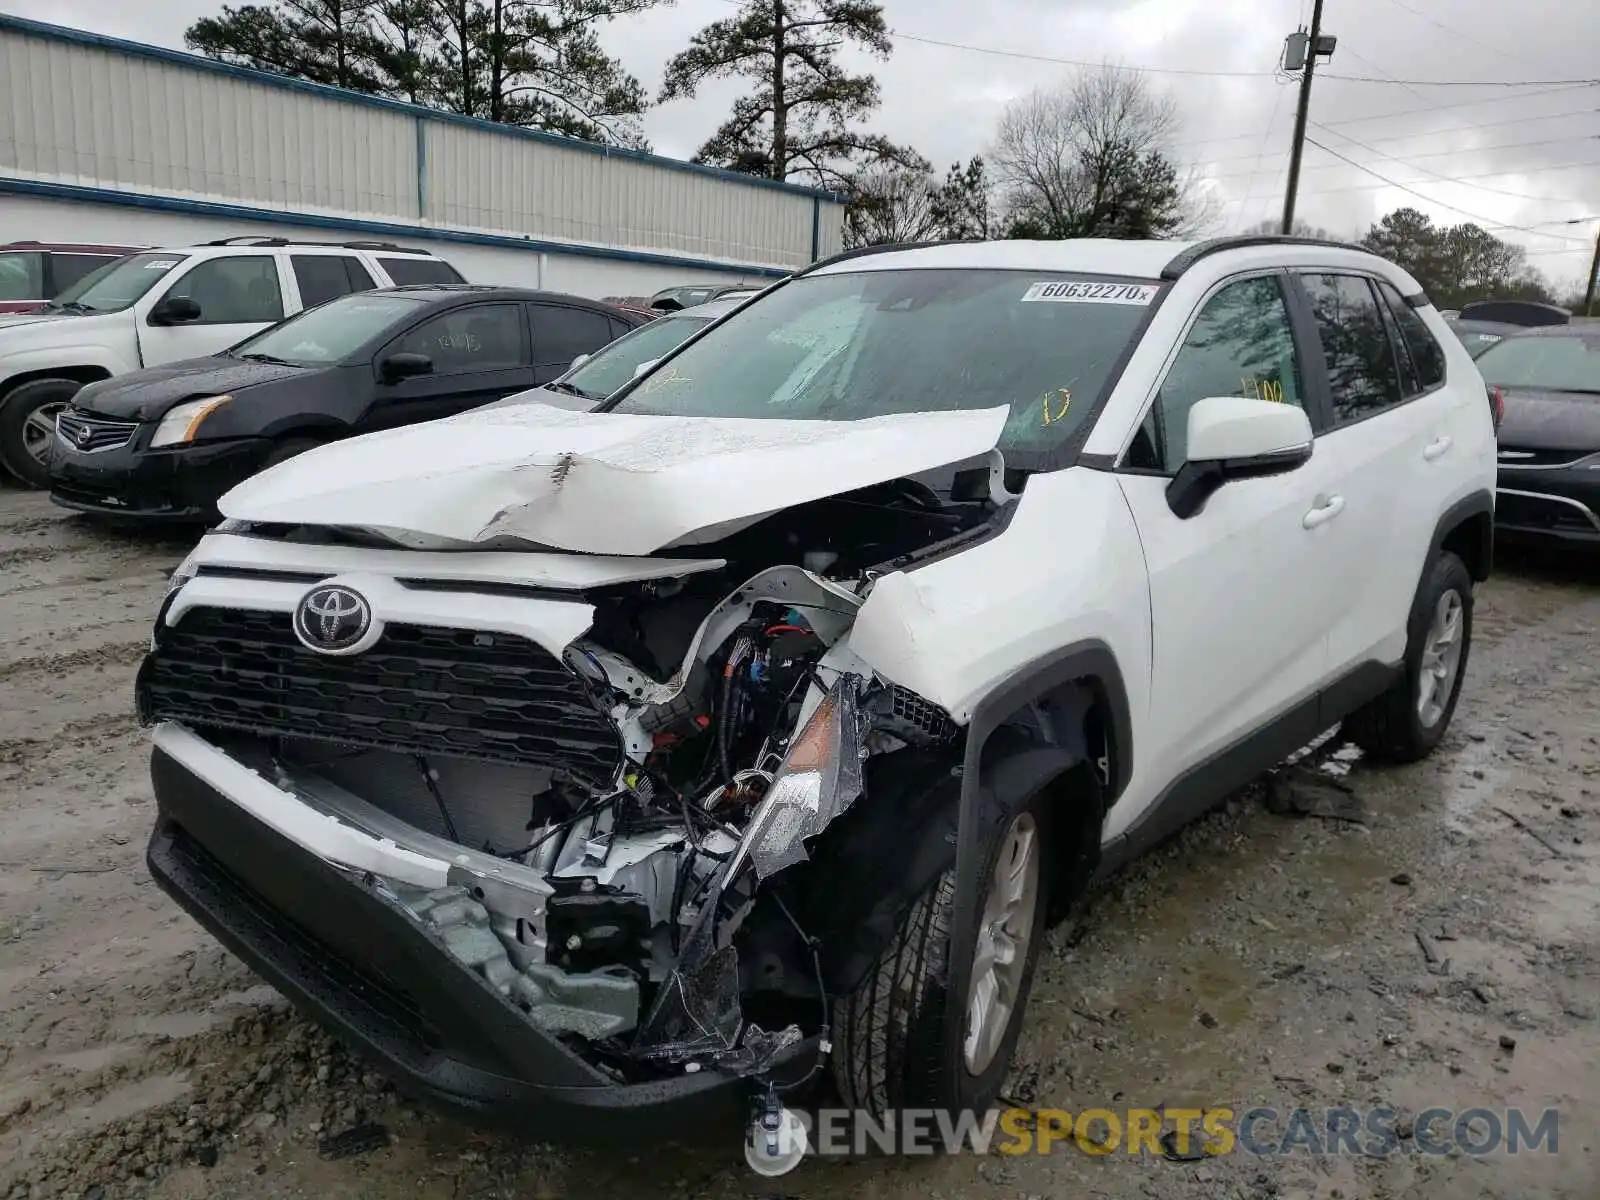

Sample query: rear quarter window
[377,256,465,285]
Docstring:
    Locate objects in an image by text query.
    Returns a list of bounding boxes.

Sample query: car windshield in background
[1476,334,1600,396]
[1456,330,1506,358]
[561,313,714,399]
[51,252,186,313]
[228,292,428,365]
[608,269,1159,460]
[0,252,44,301]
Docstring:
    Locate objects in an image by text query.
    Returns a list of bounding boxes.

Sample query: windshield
[51,252,185,313]
[561,313,713,399]
[1476,334,1600,395]
[1455,330,1505,358]
[0,252,44,302]
[228,291,427,365]
[608,269,1159,460]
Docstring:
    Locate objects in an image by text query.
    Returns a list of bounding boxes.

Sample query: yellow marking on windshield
[1040,388,1073,425]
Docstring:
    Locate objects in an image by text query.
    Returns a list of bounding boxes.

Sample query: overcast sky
[7,0,1598,289]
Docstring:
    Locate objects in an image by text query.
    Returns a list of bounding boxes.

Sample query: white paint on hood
[219,402,1011,556]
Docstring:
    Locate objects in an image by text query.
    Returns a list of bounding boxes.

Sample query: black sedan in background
[1476,326,1600,548]
[48,285,646,522]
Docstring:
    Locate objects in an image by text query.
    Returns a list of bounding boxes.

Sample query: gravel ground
[1,485,1597,1200]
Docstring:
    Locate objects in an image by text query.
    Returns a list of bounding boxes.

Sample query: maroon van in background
[0,241,147,314]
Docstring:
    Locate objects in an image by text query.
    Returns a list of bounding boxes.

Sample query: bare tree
[990,64,1211,239]
[842,156,939,247]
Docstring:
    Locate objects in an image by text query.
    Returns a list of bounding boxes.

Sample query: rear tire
[1343,551,1473,763]
[831,784,1052,1126]
[0,377,85,489]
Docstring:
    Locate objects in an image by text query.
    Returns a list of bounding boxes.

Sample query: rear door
[1288,271,1446,676]
[288,253,379,310]
[528,303,622,383]
[361,302,534,433]
[135,253,290,366]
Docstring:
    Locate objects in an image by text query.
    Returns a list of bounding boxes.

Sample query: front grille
[139,607,620,781]
[56,408,139,453]
[1497,446,1588,469]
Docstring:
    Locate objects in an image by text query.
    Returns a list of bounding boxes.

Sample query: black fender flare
[1430,488,1495,582]
[943,639,1132,1048]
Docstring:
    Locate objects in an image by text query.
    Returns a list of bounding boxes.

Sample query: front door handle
[1303,493,1346,529]
[1423,436,1453,461]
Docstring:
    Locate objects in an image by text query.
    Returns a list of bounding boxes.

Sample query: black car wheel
[0,377,84,489]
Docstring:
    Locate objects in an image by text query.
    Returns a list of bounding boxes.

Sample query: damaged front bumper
[144,727,820,1142]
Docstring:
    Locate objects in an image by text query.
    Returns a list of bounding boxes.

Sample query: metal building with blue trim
[0,15,847,295]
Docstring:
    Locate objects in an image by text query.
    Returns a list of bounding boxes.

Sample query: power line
[1297,155,1600,196]
[879,26,1599,88]
[1164,85,1597,154]
[1201,134,1600,181]
[1375,0,1544,70]
[1309,121,1591,210]
[1192,107,1600,168]
[1302,136,1588,235]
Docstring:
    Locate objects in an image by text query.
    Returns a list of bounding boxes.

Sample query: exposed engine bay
[140,463,1012,1084]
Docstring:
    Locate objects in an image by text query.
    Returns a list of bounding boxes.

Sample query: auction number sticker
[1022,281,1158,305]
[145,260,179,271]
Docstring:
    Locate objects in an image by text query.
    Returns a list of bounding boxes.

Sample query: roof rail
[201,235,434,254]
[1160,234,1373,280]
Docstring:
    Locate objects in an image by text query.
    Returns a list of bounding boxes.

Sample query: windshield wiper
[544,380,594,399]
[44,301,96,314]
[236,352,296,366]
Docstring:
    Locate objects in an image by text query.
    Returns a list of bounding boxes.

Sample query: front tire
[1343,550,1474,763]
[0,377,84,489]
[831,788,1051,1123]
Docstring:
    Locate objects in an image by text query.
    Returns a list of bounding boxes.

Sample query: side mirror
[150,295,202,325]
[380,352,433,384]
[632,357,659,379]
[1166,396,1313,519]
[568,353,591,371]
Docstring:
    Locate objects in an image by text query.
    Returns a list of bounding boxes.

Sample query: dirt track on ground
[2,485,1597,1200]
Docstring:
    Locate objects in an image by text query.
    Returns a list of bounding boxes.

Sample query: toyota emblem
[292,584,373,653]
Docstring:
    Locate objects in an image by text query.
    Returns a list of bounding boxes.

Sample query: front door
[363,302,535,433]
[136,253,289,367]
[1115,274,1347,803]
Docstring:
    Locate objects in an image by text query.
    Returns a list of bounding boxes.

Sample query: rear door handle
[1423,436,1453,461]
[1303,493,1346,529]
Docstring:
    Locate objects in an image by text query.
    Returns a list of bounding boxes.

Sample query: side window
[394,304,523,373]
[166,255,283,324]
[0,252,43,301]
[344,257,376,293]
[1376,279,1445,390]
[531,304,617,368]
[609,316,634,342]
[1301,273,1403,424]
[292,255,358,308]
[377,256,463,285]
[51,254,114,293]
[1128,276,1305,472]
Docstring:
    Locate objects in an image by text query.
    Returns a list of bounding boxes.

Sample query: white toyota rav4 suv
[0,237,464,486]
[136,235,1496,1165]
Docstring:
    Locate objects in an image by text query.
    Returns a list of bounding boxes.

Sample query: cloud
[8,0,1596,288]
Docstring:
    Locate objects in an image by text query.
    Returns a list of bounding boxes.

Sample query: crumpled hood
[75,356,305,420]
[219,401,1011,556]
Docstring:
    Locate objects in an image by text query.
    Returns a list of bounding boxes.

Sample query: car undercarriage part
[138,472,986,1087]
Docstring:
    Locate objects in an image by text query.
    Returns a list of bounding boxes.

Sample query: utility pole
[1584,221,1600,317]
[1281,0,1336,235]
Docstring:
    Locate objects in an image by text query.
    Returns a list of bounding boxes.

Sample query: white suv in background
[0,236,465,486]
[137,235,1496,1166]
